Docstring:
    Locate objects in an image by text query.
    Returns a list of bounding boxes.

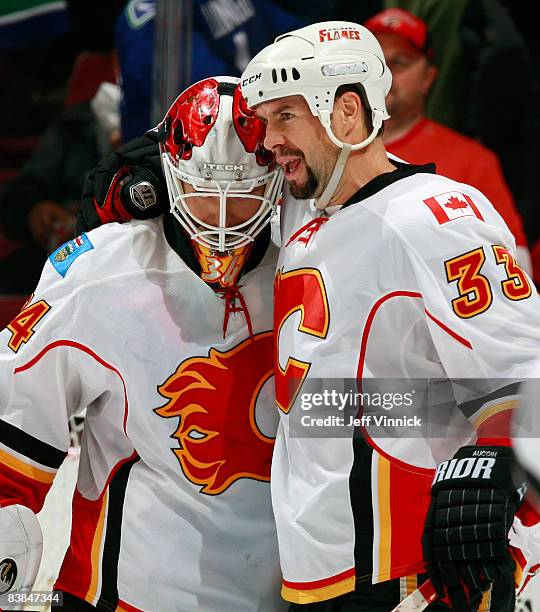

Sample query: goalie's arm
[0,317,72,599]
[1,282,89,514]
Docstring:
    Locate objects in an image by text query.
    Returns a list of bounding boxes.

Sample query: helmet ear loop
[314,109,383,210]
[318,109,383,151]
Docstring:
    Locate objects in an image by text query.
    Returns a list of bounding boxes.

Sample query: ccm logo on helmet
[241,73,262,87]
[433,457,496,484]
[319,27,361,43]
[203,163,245,171]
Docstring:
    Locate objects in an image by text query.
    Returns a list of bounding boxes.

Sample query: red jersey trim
[55,490,108,605]
[357,290,473,474]
[55,451,138,607]
[282,568,356,603]
[0,449,55,484]
[358,290,472,377]
[15,339,130,433]
[117,599,144,612]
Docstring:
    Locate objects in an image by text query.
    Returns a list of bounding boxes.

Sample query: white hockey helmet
[240,22,392,208]
[160,76,283,251]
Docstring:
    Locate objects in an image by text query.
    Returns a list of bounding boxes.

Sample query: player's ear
[331,91,363,140]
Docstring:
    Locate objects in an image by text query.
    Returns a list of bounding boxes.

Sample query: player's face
[377,33,436,124]
[181,182,265,227]
[256,95,338,200]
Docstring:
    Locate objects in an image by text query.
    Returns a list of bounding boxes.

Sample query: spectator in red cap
[365,7,532,276]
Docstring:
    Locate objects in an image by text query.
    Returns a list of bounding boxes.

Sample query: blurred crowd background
[0,0,539,325]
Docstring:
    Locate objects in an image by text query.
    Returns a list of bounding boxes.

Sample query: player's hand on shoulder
[77,129,168,233]
[422,445,523,611]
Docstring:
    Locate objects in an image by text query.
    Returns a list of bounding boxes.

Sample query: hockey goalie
[0,76,285,611]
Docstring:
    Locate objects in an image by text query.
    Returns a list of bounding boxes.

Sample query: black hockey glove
[422,445,524,611]
[76,130,168,233]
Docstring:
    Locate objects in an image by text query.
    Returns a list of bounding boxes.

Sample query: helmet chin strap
[314,109,383,210]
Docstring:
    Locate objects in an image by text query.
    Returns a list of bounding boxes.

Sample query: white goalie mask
[160,77,283,251]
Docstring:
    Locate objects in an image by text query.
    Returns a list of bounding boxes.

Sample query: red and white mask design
[160,77,283,252]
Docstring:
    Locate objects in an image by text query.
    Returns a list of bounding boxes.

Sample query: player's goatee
[289,164,319,200]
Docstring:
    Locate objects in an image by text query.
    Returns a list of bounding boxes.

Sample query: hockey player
[237,21,540,612]
[0,77,285,611]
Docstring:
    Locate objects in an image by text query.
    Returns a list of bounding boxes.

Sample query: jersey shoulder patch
[422,191,484,226]
[49,233,94,278]
[385,174,494,235]
[380,175,508,262]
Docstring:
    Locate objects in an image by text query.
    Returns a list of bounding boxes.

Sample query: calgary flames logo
[155,332,275,494]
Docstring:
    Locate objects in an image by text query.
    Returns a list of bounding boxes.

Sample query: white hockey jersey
[272,164,540,603]
[0,218,286,611]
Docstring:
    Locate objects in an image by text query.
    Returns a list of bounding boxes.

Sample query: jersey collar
[339,160,436,211]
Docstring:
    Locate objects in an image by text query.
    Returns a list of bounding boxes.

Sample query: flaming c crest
[155,332,275,494]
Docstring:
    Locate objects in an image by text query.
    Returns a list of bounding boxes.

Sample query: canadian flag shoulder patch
[423,191,484,225]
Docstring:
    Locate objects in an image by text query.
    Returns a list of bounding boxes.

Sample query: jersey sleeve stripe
[459,382,520,419]
[0,462,53,512]
[0,418,66,469]
[457,382,521,420]
[0,447,56,484]
[116,599,143,612]
[471,399,517,430]
[281,568,356,603]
